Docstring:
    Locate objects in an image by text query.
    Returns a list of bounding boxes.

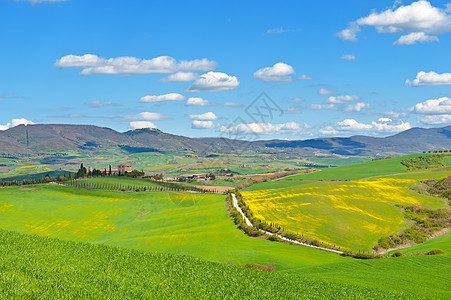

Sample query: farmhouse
[118,164,132,173]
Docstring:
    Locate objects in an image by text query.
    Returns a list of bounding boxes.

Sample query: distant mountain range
[0,124,450,157]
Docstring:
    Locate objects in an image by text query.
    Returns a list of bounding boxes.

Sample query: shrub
[391,251,403,257]
[427,249,445,255]
[267,235,280,242]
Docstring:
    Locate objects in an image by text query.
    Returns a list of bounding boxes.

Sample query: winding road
[231,193,343,254]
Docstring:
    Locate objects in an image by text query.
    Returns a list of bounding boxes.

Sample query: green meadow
[3,229,442,299]
[0,184,342,271]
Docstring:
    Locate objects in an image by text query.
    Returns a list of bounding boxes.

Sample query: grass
[79,176,160,189]
[0,229,429,299]
[395,232,451,254]
[0,184,343,271]
[288,154,439,181]
[241,156,450,251]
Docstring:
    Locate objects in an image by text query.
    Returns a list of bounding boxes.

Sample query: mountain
[0,124,450,157]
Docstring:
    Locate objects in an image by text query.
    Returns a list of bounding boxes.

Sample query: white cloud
[337,119,373,131]
[405,71,451,86]
[344,102,370,112]
[125,112,168,121]
[192,120,215,129]
[0,118,34,131]
[326,95,360,103]
[384,110,408,119]
[340,54,356,60]
[138,93,186,103]
[129,121,157,130]
[187,71,239,92]
[55,54,217,75]
[160,72,199,82]
[310,103,335,110]
[338,1,451,44]
[220,122,308,135]
[189,112,218,121]
[319,126,339,136]
[410,97,451,114]
[223,102,243,107]
[417,114,451,125]
[85,100,119,107]
[298,75,313,80]
[318,88,333,95]
[284,106,303,114]
[330,118,411,134]
[254,62,295,82]
[344,102,371,112]
[378,117,392,123]
[371,120,411,132]
[394,32,439,45]
[185,97,210,106]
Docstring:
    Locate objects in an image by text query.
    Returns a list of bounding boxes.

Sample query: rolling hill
[0,124,450,157]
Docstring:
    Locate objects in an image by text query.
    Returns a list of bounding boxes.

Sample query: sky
[0,0,450,140]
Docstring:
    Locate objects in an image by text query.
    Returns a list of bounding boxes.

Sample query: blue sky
[1,0,450,139]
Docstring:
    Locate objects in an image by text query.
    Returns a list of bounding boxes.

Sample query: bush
[267,235,280,242]
[391,251,403,257]
[283,232,298,241]
[427,249,445,255]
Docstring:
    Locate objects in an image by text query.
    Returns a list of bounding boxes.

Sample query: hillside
[0,124,450,156]
[4,229,445,299]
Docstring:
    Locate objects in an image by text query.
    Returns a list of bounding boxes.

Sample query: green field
[395,232,451,254]
[3,229,441,299]
[0,184,343,271]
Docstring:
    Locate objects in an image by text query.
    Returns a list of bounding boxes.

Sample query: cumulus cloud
[187,71,239,92]
[410,97,451,114]
[335,118,411,133]
[254,62,295,82]
[338,1,451,44]
[188,112,218,121]
[326,95,361,103]
[284,106,303,114]
[310,103,336,110]
[405,71,451,86]
[344,102,371,112]
[417,114,451,125]
[192,120,215,129]
[160,72,199,82]
[0,118,34,131]
[394,32,439,45]
[85,100,120,108]
[55,54,217,75]
[340,54,356,60]
[185,97,210,106]
[125,112,168,121]
[220,122,309,135]
[298,75,313,80]
[129,121,157,130]
[138,93,186,103]
[378,117,392,123]
[318,88,333,95]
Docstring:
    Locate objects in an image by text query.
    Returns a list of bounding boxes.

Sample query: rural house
[118,164,132,173]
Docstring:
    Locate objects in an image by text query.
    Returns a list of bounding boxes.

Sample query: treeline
[65,179,219,194]
[401,155,446,171]
[0,173,72,187]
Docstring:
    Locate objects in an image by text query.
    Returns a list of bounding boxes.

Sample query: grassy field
[0,184,343,271]
[241,155,450,251]
[2,229,438,299]
[395,232,451,254]
[78,176,160,189]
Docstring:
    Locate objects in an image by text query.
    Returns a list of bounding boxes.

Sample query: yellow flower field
[242,176,447,250]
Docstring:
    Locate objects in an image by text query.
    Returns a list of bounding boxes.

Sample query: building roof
[118,164,132,167]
